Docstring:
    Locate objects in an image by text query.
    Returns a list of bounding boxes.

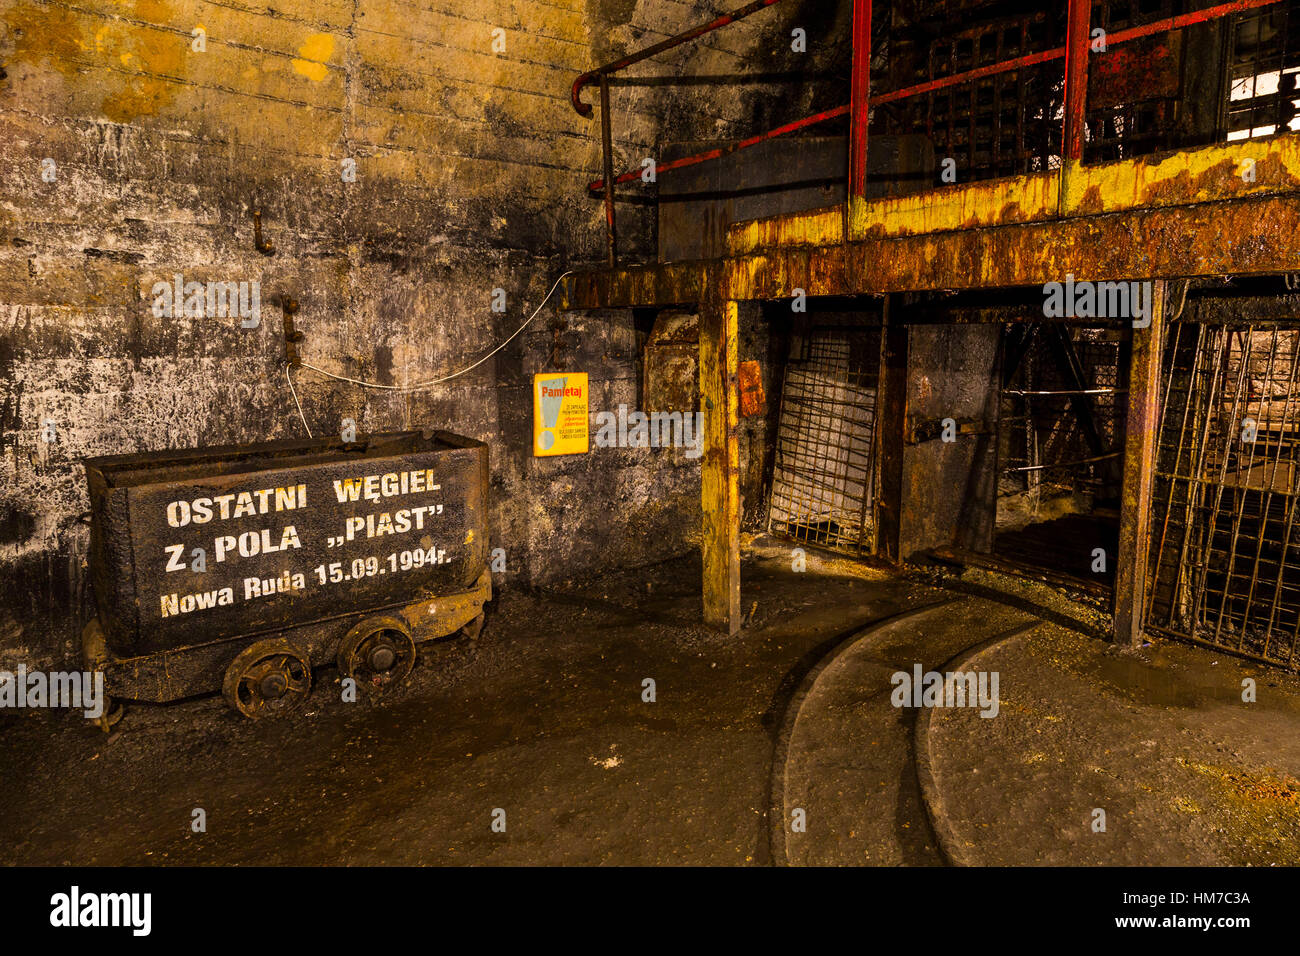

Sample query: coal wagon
[80,430,491,725]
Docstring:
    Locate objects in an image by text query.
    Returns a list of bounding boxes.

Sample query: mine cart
[80,430,491,725]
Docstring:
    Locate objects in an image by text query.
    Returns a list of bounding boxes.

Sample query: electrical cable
[285,362,313,438]
[295,270,573,393]
[282,270,572,437]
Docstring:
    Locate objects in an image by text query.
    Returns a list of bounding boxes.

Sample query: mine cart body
[80,430,491,718]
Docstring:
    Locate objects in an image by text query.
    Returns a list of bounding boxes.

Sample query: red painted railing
[575,0,1289,265]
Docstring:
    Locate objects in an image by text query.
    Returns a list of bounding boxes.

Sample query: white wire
[294,270,573,393]
[285,362,313,438]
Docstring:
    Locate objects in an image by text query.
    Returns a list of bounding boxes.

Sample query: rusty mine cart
[79,430,491,726]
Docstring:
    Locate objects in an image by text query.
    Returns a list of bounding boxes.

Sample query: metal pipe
[849,0,872,199]
[571,0,784,116]
[1062,0,1092,163]
[588,104,849,192]
[599,76,617,267]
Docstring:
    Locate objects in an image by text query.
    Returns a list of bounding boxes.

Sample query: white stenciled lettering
[166,484,306,527]
[332,470,439,503]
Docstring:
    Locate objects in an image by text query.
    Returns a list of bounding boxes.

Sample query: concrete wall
[0,0,829,667]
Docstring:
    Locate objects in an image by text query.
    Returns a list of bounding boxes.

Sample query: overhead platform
[559,133,1300,638]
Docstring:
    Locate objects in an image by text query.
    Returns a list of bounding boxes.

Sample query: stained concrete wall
[0,0,828,667]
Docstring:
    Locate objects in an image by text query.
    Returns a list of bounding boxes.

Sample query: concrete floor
[3,540,1299,866]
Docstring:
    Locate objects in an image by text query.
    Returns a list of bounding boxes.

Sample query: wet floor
[5,542,1299,866]
[0,545,930,865]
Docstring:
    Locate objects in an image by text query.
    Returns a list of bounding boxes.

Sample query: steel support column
[1060,0,1092,213]
[1114,281,1167,647]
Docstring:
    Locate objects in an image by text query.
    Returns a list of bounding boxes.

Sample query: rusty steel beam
[563,192,1300,310]
[1114,281,1166,648]
[1062,0,1092,165]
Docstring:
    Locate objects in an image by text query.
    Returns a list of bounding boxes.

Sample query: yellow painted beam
[722,131,1300,254]
[728,205,843,257]
[848,170,1060,242]
[1062,135,1300,215]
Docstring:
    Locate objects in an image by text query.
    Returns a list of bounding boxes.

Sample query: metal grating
[1225,0,1300,141]
[1085,0,1184,161]
[1147,318,1300,671]
[877,8,1067,184]
[767,327,881,556]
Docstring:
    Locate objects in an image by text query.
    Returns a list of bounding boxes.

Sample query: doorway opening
[993,321,1129,589]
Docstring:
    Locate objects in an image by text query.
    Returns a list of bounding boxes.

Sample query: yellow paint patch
[292,33,334,82]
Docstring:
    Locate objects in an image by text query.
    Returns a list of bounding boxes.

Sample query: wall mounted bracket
[253,209,275,256]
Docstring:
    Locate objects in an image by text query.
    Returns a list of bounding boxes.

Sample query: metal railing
[573,0,1292,267]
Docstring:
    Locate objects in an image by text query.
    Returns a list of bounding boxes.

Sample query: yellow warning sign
[533,372,589,456]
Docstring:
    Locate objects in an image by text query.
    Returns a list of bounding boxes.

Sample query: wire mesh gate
[766,326,882,557]
[1147,316,1300,671]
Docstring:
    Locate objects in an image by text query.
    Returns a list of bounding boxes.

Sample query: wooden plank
[699,293,740,634]
[1115,280,1167,647]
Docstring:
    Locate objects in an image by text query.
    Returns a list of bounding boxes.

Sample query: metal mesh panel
[1147,318,1300,671]
[767,328,881,556]
[1085,0,1184,161]
[875,8,1067,184]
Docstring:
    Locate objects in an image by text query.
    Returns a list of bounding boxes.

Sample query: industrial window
[875,6,1066,183]
[1224,0,1300,141]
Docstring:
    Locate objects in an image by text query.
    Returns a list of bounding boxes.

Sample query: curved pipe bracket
[571,73,597,116]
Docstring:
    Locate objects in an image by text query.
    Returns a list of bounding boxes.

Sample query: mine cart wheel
[337,616,416,693]
[222,639,313,719]
[460,611,486,641]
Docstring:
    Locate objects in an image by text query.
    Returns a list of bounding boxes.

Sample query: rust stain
[998,201,1025,224]
[1075,185,1105,215]
[738,360,763,418]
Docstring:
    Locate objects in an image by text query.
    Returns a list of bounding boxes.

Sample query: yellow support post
[699,292,741,634]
